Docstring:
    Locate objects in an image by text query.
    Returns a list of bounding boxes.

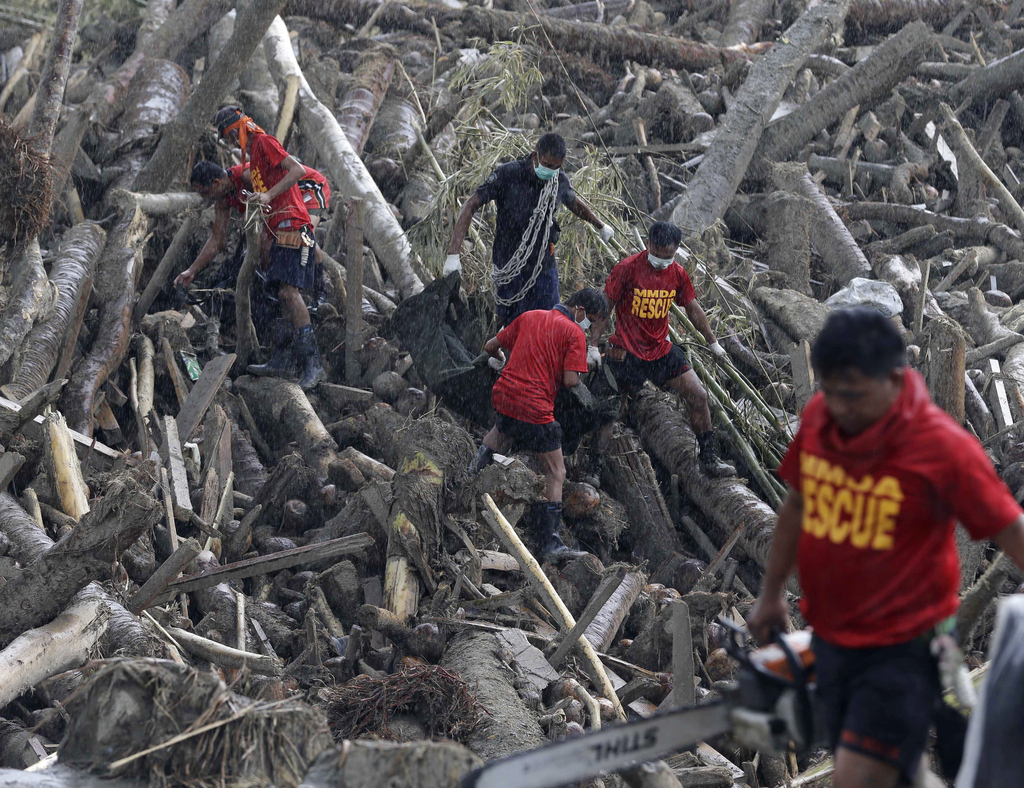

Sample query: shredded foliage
[0,120,52,243]
[317,664,482,742]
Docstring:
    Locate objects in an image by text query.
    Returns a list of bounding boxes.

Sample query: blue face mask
[535,164,559,181]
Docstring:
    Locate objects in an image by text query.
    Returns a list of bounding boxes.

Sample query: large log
[751,20,933,182]
[262,16,423,299]
[582,568,646,653]
[0,240,54,373]
[335,44,396,156]
[920,317,966,424]
[0,469,161,649]
[946,47,1024,110]
[632,392,775,570]
[59,205,147,436]
[133,0,288,193]
[718,0,773,48]
[3,223,104,400]
[672,0,853,239]
[26,0,83,157]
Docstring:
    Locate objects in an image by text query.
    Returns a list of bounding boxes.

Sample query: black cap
[213,105,244,137]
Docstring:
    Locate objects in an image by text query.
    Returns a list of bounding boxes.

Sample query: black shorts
[813,635,940,783]
[605,344,691,394]
[266,236,317,292]
[494,412,563,454]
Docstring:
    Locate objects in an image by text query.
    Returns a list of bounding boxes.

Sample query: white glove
[443,254,462,275]
[599,225,615,243]
[487,350,507,371]
[709,341,727,359]
[587,345,602,371]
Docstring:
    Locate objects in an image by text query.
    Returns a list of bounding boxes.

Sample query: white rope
[492,176,560,307]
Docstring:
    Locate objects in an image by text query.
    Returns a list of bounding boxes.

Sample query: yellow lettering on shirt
[798,452,903,551]
[251,167,267,193]
[630,288,677,321]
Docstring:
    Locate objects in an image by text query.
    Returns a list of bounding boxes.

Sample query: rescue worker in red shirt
[174,106,324,390]
[748,308,1024,788]
[590,221,735,477]
[469,288,610,561]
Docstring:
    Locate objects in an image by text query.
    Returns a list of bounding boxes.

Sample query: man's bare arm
[563,370,580,388]
[258,155,305,203]
[684,299,717,346]
[568,196,603,229]
[448,193,483,254]
[747,490,803,642]
[993,515,1024,571]
[175,203,230,286]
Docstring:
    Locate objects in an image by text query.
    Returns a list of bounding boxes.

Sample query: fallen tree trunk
[335,44,396,156]
[0,596,108,710]
[0,469,160,649]
[632,392,775,569]
[718,0,773,48]
[946,47,1024,110]
[751,20,933,181]
[59,204,147,436]
[0,766,144,788]
[0,239,54,372]
[234,375,338,480]
[235,207,261,371]
[0,494,163,657]
[262,16,423,299]
[26,0,83,156]
[133,0,287,193]
[672,0,853,239]
[3,223,104,400]
[582,568,645,653]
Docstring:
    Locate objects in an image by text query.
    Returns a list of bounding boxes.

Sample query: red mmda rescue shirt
[491,307,589,425]
[224,165,330,215]
[247,133,310,232]
[778,370,1021,648]
[605,250,697,361]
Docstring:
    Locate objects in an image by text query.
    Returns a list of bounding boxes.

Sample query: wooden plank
[160,415,193,522]
[161,336,190,408]
[670,600,695,707]
[53,271,92,384]
[0,452,25,491]
[989,359,1014,430]
[549,569,625,668]
[318,382,373,410]
[790,340,815,411]
[175,353,235,443]
[164,533,375,594]
[0,395,119,468]
[477,549,521,572]
[494,628,559,692]
[128,538,201,613]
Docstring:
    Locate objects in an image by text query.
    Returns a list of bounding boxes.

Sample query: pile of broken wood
[2,0,1024,785]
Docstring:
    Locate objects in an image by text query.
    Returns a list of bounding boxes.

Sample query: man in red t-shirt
[748,308,1024,788]
[469,289,609,561]
[591,221,734,477]
[175,106,324,390]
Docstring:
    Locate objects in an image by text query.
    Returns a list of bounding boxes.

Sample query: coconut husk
[60,658,331,788]
[0,120,52,243]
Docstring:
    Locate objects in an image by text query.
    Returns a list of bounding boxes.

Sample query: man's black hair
[536,132,567,160]
[214,105,244,137]
[811,307,906,379]
[649,221,683,248]
[565,288,609,318]
[190,160,228,188]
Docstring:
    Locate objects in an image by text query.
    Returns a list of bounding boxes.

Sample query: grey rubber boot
[247,319,297,379]
[529,501,587,562]
[696,430,736,478]
[294,324,326,390]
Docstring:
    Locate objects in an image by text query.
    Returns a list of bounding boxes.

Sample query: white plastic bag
[825,278,903,317]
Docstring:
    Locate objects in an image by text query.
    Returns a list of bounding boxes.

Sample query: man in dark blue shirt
[446,133,614,327]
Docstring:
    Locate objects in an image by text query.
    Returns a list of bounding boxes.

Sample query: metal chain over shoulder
[492,176,560,307]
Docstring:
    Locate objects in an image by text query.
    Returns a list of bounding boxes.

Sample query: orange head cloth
[220,114,266,168]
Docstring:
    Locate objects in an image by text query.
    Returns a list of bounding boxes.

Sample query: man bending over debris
[175,106,325,390]
[445,133,613,328]
[469,288,610,561]
[589,221,735,478]
[748,308,1024,788]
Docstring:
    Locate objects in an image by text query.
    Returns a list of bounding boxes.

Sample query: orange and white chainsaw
[462,622,817,788]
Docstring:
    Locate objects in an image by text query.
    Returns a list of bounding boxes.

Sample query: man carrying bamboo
[174,106,325,390]
[748,308,1024,788]
[445,133,614,328]
[589,221,735,478]
[468,289,610,561]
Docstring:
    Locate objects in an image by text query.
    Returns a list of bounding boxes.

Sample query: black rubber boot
[696,430,736,478]
[530,502,587,562]
[294,324,326,390]
[581,449,602,489]
[468,444,495,475]
[247,319,296,379]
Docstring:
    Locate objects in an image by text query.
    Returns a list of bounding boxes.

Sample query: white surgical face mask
[648,252,673,270]
[578,315,591,331]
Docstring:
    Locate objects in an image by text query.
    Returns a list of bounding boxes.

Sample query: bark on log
[0,469,160,649]
[719,0,773,48]
[947,47,1024,110]
[335,44,396,156]
[0,766,144,788]
[286,0,759,72]
[582,568,645,653]
[872,253,923,329]
[672,0,852,239]
[921,317,966,423]
[133,0,288,193]
[847,0,960,33]
[59,205,147,436]
[440,630,546,761]
[0,596,108,711]
[262,16,423,299]
[772,162,873,285]
[751,21,933,181]
[234,375,338,480]
[0,494,162,657]
[235,208,261,371]
[957,552,1012,641]
[26,0,83,157]
[110,191,205,217]
[3,223,103,400]
[632,392,775,569]
[0,240,54,373]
